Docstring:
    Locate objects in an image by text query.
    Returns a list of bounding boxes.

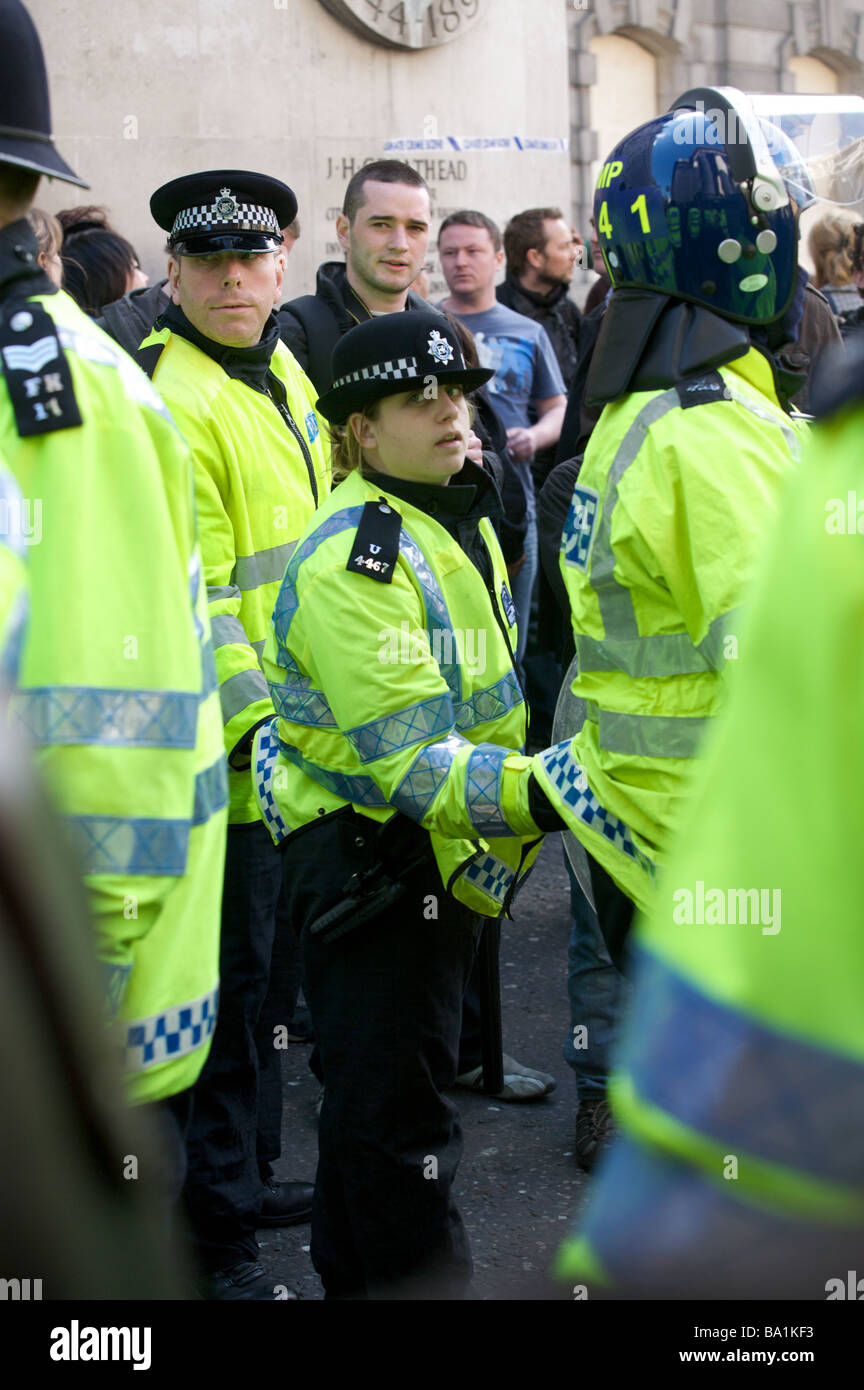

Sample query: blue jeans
[509,515,538,671]
[562,847,629,1099]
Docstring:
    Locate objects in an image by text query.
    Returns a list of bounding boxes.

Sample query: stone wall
[26,0,572,301]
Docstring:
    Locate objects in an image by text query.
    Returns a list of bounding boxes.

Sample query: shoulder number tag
[346,498,402,584]
[675,370,729,410]
[0,303,83,437]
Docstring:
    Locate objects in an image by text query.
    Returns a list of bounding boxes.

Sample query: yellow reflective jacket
[0,458,27,684]
[533,348,806,912]
[557,388,864,1299]
[141,315,330,822]
[1,278,226,1104]
[254,466,544,917]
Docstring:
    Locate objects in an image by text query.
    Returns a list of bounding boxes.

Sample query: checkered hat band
[332,356,420,391]
[171,200,281,237]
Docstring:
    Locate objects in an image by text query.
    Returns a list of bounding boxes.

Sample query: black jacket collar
[159,301,281,390]
[315,261,431,332]
[0,219,55,306]
[364,457,502,532]
[585,289,752,407]
[499,272,570,314]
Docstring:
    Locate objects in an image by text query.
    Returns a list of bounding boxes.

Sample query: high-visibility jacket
[1,275,227,1104]
[254,468,544,917]
[557,387,864,1299]
[0,459,27,685]
[533,348,807,912]
[141,320,330,823]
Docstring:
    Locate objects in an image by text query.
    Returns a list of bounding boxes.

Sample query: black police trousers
[182,820,300,1272]
[281,809,479,1299]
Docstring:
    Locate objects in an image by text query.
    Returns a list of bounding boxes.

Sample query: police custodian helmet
[0,0,87,187]
[150,169,297,257]
[316,309,493,425]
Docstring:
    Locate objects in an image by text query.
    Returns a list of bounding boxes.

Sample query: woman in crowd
[807,209,863,319]
[57,204,147,316]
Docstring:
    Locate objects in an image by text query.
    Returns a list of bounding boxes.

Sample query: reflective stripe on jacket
[534,348,806,912]
[557,400,864,1297]
[143,325,330,822]
[255,468,544,917]
[3,288,227,1104]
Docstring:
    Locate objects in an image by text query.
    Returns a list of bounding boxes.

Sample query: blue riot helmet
[593,87,801,325]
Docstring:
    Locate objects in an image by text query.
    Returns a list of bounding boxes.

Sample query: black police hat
[317,310,494,425]
[151,169,297,256]
[0,0,87,188]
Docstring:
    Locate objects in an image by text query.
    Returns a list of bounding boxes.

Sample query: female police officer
[252,308,563,1298]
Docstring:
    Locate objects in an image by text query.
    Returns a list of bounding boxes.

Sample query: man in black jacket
[278,159,432,394]
[496,207,582,404]
[496,207,582,746]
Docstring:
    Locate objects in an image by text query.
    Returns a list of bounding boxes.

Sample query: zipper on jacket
[266,374,319,506]
[483,564,528,717]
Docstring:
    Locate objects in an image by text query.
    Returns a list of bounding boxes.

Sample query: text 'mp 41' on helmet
[593,87,805,326]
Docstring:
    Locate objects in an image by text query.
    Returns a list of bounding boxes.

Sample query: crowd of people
[2,0,863,1304]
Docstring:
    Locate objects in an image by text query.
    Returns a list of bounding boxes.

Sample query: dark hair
[437,210,501,252]
[503,206,564,276]
[851,223,864,277]
[0,163,40,214]
[57,205,141,316]
[342,160,429,223]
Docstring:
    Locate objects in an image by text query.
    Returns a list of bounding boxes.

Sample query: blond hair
[808,210,857,289]
[327,404,381,483]
[27,206,62,261]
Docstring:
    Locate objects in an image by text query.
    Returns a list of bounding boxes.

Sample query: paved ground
[258,836,591,1300]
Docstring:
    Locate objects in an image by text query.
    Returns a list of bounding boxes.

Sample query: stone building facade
[24,0,864,304]
[569,1,864,241]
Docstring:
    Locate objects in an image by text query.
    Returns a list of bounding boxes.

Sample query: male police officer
[532,91,812,1162]
[0,0,227,1177]
[140,170,329,1298]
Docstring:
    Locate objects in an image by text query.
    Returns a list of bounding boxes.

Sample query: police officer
[139,170,330,1297]
[536,89,812,933]
[557,334,864,1298]
[533,88,812,1167]
[253,309,565,1298]
[0,0,226,1172]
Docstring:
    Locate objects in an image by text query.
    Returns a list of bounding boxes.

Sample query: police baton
[477,918,504,1095]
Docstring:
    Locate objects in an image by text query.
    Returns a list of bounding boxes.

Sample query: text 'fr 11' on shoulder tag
[0,303,83,438]
[675,369,730,410]
[346,498,401,583]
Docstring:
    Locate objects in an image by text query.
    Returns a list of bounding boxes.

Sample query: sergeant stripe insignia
[0,304,83,437]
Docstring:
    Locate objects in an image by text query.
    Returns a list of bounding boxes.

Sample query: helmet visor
[749,94,864,211]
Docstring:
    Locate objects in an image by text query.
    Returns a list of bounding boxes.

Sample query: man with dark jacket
[496,207,581,745]
[496,207,582,407]
[278,159,432,395]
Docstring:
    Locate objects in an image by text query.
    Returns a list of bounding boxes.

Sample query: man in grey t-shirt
[437,210,566,668]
